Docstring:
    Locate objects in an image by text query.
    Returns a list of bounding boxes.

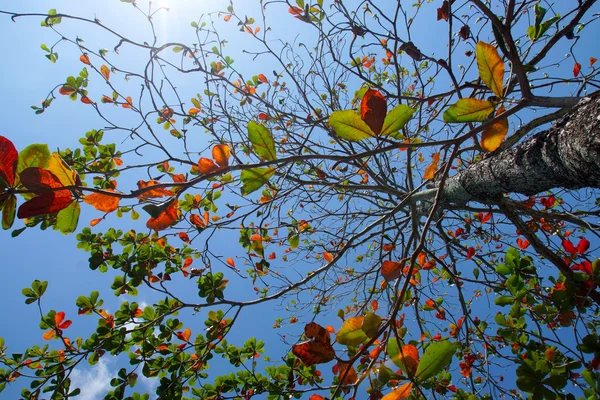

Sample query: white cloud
[70,359,113,400]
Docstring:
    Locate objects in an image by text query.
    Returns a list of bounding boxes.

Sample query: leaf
[20,167,68,194]
[360,89,387,135]
[362,313,382,338]
[323,252,334,263]
[382,383,413,400]
[336,315,381,345]
[380,104,414,136]
[226,258,235,268]
[212,144,231,167]
[443,98,495,123]
[137,180,173,199]
[292,340,335,366]
[84,190,120,212]
[574,62,582,77]
[381,260,403,281]
[18,192,73,219]
[56,201,80,234]
[329,110,375,141]
[198,158,220,174]
[1,194,16,230]
[247,121,277,161]
[0,136,18,186]
[423,152,440,180]
[388,340,419,376]
[415,340,456,382]
[47,153,76,187]
[146,199,179,232]
[17,144,50,176]
[305,322,330,343]
[240,167,275,196]
[80,54,91,65]
[480,105,508,152]
[257,73,268,83]
[476,42,505,98]
[100,65,110,81]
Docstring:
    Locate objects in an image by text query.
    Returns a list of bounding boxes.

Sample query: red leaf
[574,62,582,77]
[258,112,269,121]
[257,74,268,84]
[517,238,530,250]
[437,1,449,21]
[360,89,387,135]
[18,193,73,218]
[466,247,476,259]
[0,136,18,187]
[562,239,577,255]
[591,57,598,67]
[292,340,335,366]
[58,86,76,95]
[178,232,191,243]
[577,238,590,255]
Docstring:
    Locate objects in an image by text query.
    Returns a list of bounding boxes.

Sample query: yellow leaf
[382,383,413,400]
[476,42,505,98]
[480,105,508,152]
[47,153,76,187]
[100,65,110,81]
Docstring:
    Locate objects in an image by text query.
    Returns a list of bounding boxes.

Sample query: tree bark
[439,93,600,205]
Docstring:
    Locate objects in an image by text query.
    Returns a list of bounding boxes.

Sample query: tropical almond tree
[1,0,600,399]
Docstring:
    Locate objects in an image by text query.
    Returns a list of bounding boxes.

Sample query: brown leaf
[335,362,358,385]
[360,89,387,135]
[437,1,449,21]
[381,260,403,281]
[305,322,330,344]
[292,340,335,366]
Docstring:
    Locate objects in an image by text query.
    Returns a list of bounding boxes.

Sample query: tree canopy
[1,0,600,399]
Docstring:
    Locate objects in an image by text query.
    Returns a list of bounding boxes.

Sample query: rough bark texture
[440,93,600,204]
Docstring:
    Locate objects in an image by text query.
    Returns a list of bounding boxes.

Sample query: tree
[0,0,600,398]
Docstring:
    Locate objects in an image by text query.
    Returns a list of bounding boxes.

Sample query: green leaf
[289,234,299,249]
[18,144,50,174]
[443,99,495,123]
[240,167,275,196]
[380,104,414,136]
[2,194,16,230]
[328,110,375,141]
[415,340,456,382]
[56,201,79,234]
[494,296,514,306]
[362,313,382,338]
[336,316,369,345]
[476,42,505,98]
[247,121,277,161]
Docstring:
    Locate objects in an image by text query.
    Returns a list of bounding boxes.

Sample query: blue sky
[1,0,599,399]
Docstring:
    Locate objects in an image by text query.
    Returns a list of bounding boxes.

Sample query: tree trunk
[439,93,600,205]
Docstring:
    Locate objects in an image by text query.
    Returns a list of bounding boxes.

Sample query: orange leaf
[425,299,435,308]
[480,105,508,152]
[292,340,335,366]
[257,74,268,84]
[43,329,55,341]
[423,152,440,180]
[137,180,173,199]
[323,252,334,263]
[188,108,201,115]
[179,232,191,243]
[382,244,395,251]
[288,6,303,15]
[590,57,598,67]
[80,54,91,65]
[122,96,133,108]
[226,257,236,268]
[84,190,120,212]
[224,14,232,22]
[198,157,219,174]
[190,213,205,228]
[90,218,102,227]
[381,260,403,281]
[309,396,326,400]
[394,344,419,376]
[146,201,179,232]
[176,327,191,342]
[258,112,269,121]
[382,383,413,400]
[81,96,94,104]
[212,144,231,167]
[100,65,110,81]
[101,95,113,104]
[360,89,387,135]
